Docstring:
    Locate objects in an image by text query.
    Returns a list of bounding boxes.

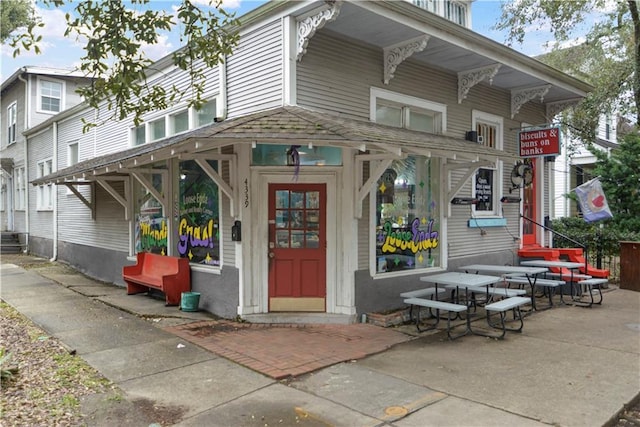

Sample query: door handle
[268,252,275,258]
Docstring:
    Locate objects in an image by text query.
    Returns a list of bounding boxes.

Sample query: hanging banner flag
[574,178,613,222]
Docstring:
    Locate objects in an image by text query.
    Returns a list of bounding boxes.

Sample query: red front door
[268,184,326,312]
[522,159,537,246]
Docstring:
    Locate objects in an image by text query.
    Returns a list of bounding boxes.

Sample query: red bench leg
[126,281,149,295]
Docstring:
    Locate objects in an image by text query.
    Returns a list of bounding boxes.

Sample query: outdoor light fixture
[451,197,478,205]
[500,196,522,203]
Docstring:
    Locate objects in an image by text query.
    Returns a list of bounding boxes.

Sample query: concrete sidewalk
[1,257,639,426]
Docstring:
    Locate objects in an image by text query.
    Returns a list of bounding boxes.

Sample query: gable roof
[1,66,91,93]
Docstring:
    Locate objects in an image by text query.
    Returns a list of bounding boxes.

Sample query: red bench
[123,252,191,306]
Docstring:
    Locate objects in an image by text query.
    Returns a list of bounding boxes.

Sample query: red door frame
[522,159,537,246]
[268,183,326,311]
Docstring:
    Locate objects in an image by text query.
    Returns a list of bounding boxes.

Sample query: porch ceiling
[299,0,591,104]
[31,105,515,186]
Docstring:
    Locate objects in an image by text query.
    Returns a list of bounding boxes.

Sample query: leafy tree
[1,0,38,43]
[593,131,640,232]
[496,0,639,142]
[8,0,239,129]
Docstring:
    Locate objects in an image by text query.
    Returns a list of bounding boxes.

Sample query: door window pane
[273,190,322,249]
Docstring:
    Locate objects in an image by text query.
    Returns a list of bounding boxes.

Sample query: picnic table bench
[123,252,191,306]
[484,296,531,339]
[505,276,565,309]
[403,297,468,339]
[574,278,607,307]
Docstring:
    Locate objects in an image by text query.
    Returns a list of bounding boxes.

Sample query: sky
[0,0,555,83]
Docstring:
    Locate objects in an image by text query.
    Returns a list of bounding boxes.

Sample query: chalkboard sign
[475,169,493,211]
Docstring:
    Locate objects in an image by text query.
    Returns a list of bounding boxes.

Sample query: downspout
[17,71,29,252]
[50,121,58,261]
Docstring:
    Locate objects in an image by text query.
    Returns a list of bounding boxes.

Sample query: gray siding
[28,75,91,130]
[227,19,283,116]
[298,31,547,266]
[58,180,129,252]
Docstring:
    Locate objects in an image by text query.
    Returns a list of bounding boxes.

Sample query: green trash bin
[180,292,201,312]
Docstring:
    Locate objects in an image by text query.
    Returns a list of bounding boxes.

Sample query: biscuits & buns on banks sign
[519,127,560,157]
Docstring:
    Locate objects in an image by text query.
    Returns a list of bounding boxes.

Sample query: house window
[150,117,166,141]
[7,102,17,145]
[444,0,467,26]
[37,159,54,210]
[178,159,220,266]
[170,110,189,134]
[14,166,26,211]
[68,142,79,166]
[472,111,503,216]
[39,79,63,113]
[412,0,437,13]
[372,87,446,134]
[133,124,146,146]
[195,99,216,128]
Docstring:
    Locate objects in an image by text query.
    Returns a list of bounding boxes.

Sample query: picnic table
[403,272,530,339]
[459,264,552,310]
[520,260,604,307]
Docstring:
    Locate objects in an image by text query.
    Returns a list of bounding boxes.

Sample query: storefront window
[178,160,220,266]
[134,170,167,255]
[375,156,441,273]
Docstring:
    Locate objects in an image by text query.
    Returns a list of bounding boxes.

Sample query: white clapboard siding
[227,20,283,116]
[58,180,129,252]
[28,129,54,239]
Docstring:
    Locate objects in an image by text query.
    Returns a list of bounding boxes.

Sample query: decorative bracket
[545,99,581,120]
[296,0,342,62]
[383,35,430,85]
[511,85,551,119]
[458,64,501,103]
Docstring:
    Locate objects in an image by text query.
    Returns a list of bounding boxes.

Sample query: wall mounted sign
[519,127,560,157]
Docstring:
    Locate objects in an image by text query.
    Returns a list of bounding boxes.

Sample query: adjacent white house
[553,115,618,219]
[0,67,94,245]
[6,0,593,321]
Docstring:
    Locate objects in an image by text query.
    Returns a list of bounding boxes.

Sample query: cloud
[191,0,243,9]
[34,6,70,40]
[141,34,174,61]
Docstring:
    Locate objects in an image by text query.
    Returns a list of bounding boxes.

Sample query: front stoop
[367,308,410,327]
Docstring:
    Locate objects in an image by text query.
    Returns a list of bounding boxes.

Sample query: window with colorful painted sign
[134,168,167,255]
[178,160,220,266]
[375,156,441,273]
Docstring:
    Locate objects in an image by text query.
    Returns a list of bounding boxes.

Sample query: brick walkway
[165,321,412,379]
